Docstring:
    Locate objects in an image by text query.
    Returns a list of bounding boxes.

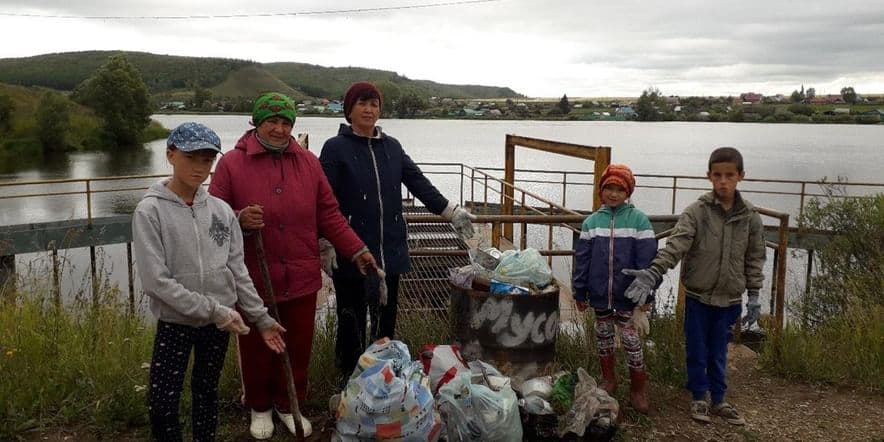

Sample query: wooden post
[804,249,814,296]
[769,250,778,315]
[127,242,136,315]
[774,215,790,330]
[671,177,678,214]
[592,147,610,211]
[503,138,515,242]
[520,193,528,249]
[0,254,14,295]
[90,245,98,308]
[51,248,60,306]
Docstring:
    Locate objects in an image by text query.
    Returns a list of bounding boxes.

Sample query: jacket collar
[700,191,751,217]
[337,123,385,140]
[235,129,302,156]
[145,178,210,208]
[599,202,633,215]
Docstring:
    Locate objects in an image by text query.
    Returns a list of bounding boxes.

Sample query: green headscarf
[252,92,297,126]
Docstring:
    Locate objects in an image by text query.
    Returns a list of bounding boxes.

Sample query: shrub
[792,191,883,328]
[787,103,814,116]
[761,190,883,389]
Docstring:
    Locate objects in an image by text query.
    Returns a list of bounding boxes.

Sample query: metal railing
[436,164,883,224]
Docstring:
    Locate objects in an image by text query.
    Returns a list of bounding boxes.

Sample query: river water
[2,116,882,315]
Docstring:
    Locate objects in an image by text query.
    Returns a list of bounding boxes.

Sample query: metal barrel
[450,282,559,382]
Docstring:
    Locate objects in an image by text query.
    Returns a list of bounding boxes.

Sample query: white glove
[742,290,761,329]
[450,206,477,240]
[216,310,250,335]
[377,268,388,306]
[621,268,659,306]
[319,238,337,276]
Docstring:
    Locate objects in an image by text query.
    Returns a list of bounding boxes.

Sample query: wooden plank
[506,134,611,160]
[0,215,133,255]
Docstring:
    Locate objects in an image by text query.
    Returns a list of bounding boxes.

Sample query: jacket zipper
[607,212,615,309]
[367,138,386,269]
[191,205,204,293]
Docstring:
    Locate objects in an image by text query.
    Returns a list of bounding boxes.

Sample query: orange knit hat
[598,163,636,199]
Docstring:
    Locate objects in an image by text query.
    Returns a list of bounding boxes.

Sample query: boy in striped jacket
[572,164,658,413]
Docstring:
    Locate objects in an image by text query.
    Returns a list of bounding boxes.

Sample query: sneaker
[690,400,712,423]
[249,409,274,440]
[712,402,747,425]
[275,409,313,437]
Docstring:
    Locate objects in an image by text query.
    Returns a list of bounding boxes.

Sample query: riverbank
[157,101,884,124]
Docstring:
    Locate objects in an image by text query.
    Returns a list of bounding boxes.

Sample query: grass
[0,284,154,439]
[3,270,879,440]
[760,303,883,391]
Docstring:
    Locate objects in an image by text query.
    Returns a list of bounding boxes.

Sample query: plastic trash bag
[469,247,502,270]
[336,338,442,441]
[488,280,530,295]
[449,265,478,290]
[518,376,554,400]
[519,395,555,415]
[557,368,619,438]
[493,248,553,288]
[420,344,470,395]
[436,361,523,442]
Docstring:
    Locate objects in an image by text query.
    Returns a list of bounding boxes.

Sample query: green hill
[263,62,522,99]
[0,51,523,100]
[210,65,308,101]
[0,51,255,92]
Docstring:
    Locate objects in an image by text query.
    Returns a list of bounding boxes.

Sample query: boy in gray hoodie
[133,122,286,441]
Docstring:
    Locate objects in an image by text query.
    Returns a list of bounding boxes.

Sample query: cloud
[1,0,883,96]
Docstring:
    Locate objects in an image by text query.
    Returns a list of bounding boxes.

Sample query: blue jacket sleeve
[572,218,593,302]
[400,147,449,214]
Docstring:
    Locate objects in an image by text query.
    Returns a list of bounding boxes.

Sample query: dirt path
[631,344,884,441]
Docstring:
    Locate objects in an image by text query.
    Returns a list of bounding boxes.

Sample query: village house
[326,101,344,113]
[740,92,764,104]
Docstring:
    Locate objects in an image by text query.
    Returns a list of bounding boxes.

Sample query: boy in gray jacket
[133,122,286,441]
[623,147,765,426]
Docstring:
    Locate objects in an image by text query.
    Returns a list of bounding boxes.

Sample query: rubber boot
[629,367,650,414]
[598,353,617,395]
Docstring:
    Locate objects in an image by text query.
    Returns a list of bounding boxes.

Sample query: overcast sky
[1,0,883,98]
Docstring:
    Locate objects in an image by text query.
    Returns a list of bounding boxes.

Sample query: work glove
[447,206,477,240]
[621,268,659,306]
[365,268,389,306]
[216,309,250,335]
[319,238,337,276]
[741,290,761,329]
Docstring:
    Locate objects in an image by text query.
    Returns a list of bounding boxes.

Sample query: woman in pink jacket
[209,92,377,439]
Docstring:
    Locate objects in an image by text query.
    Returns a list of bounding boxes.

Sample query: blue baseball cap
[166,122,222,153]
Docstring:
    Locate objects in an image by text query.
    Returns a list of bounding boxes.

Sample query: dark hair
[708,147,743,172]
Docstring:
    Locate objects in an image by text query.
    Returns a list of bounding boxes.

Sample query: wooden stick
[254,230,306,440]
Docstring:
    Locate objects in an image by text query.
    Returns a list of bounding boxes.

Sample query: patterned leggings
[149,320,229,442]
[594,309,645,369]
